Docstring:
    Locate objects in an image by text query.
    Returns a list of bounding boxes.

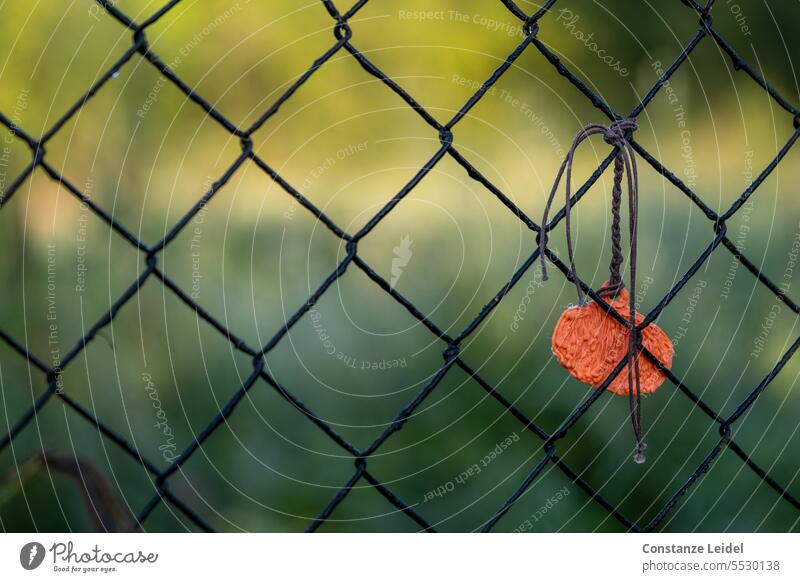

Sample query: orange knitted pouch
[551,284,673,396]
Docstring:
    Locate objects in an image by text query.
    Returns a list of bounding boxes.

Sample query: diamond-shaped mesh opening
[356,155,534,334]
[44,61,243,245]
[247,51,438,231]
[366,368,547,532]
[534,1,699,113]
[143,0,337,129]
[0,3,130,131]
[701,2,800,109]
[164,379,359,533]
[554,388,724,527]
[0,172,143,360]
[158,161,346,348]
[0,400,155,532]
[261,269,446,450]
[58,279,258,466]
[659,449,800,532]
[640,39,798,215]
[350,0,527,116]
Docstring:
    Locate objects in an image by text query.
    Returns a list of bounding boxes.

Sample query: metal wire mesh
[1,0,800,533]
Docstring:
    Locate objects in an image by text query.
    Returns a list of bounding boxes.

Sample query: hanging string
[539,118,646,464]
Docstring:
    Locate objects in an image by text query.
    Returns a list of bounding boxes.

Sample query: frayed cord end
[540,261,549,282]
[633,441,647,464]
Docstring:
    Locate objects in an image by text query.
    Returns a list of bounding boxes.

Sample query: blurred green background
[1,0,800,532]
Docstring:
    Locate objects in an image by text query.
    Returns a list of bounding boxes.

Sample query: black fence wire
[1,0,800,533]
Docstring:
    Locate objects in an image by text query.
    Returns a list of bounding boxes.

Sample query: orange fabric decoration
[551,284,674,396]
[539,118,672,463]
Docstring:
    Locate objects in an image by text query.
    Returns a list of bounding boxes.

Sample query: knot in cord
[603,118,638,146]
[538,117,646,463]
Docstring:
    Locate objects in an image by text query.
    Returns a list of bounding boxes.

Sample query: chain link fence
[1,0,799,532]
